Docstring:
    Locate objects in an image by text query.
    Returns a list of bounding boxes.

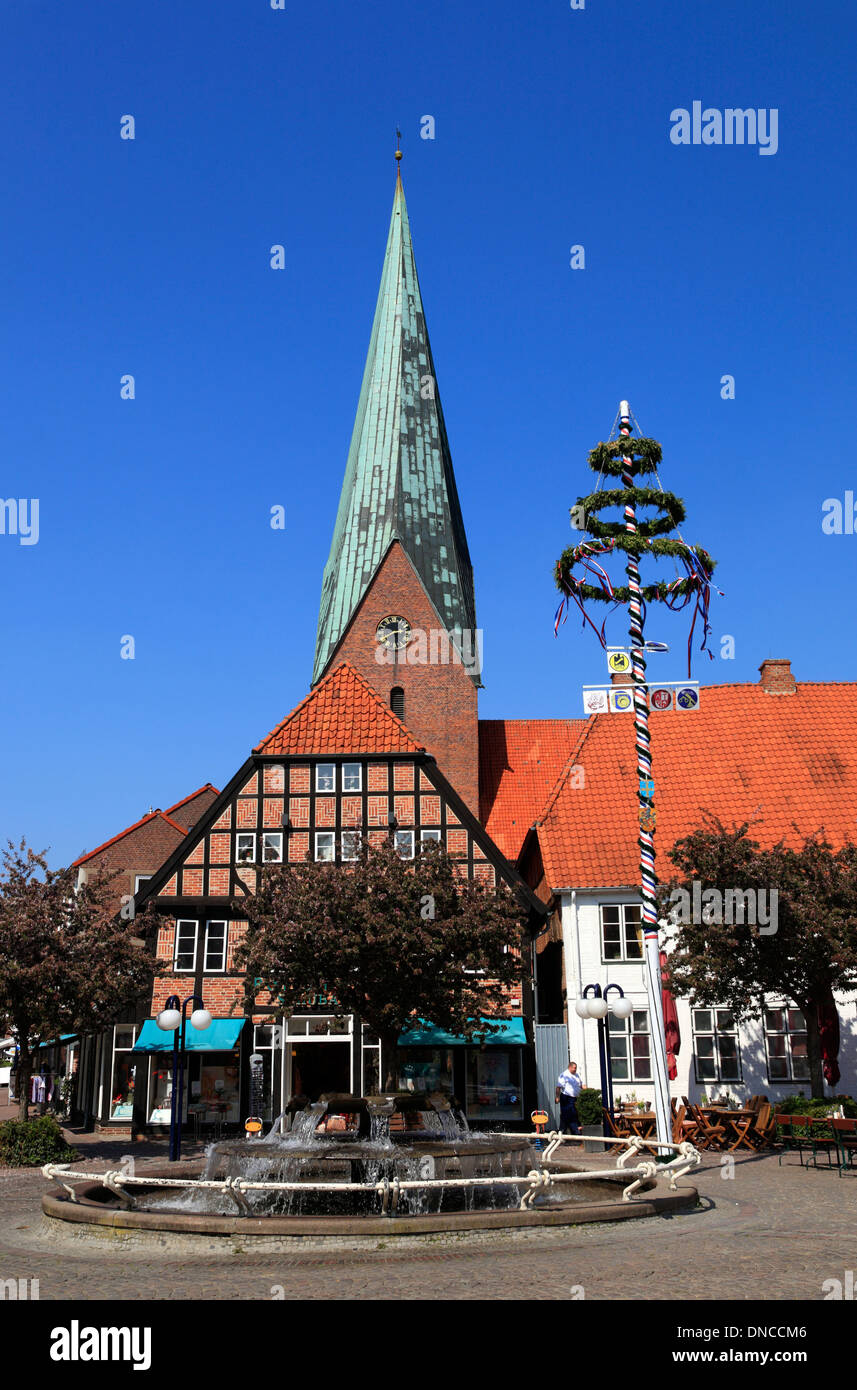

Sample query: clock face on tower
[376,615,411,651]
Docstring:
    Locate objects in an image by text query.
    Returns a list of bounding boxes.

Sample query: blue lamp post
[156,994,212,1162]
[574,983,633,1132]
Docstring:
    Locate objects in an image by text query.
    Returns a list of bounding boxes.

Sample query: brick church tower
[313,162,480,813]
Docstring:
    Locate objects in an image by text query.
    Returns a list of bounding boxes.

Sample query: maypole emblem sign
[582,680,700,716]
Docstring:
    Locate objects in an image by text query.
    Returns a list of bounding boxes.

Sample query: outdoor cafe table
[624,1111,657,1140]
[701,1107,757,1151]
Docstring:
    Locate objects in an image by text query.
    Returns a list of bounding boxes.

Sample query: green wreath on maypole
[554,434,718,673]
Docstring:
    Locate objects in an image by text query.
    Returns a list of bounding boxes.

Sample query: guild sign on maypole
[554,402,719,1154]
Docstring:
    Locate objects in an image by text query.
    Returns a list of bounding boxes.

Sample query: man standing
[555,1060,583,1134]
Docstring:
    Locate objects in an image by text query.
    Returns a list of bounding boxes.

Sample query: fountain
[41,1093,701,1241]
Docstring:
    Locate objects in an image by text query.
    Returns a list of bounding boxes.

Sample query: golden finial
[395,127,403,164]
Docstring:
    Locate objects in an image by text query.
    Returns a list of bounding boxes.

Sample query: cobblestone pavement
[1,1126,854,1300]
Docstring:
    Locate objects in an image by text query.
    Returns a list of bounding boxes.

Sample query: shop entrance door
[290,1043,351,1100]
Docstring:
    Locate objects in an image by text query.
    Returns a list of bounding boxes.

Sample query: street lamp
[156,994,212,1162]
[575,983,632,1130]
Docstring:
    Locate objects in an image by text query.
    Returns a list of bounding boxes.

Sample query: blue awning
[36,1034,77,1050]
[133,1019,246,1053]
[397,1017,527,1048]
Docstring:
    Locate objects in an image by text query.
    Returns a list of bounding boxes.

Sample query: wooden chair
[747,1102,776,1150]
[672,1104,699,1145]
[689,1105,727,1150]
[832,1117,857,1176]
[602,1107,631,1152]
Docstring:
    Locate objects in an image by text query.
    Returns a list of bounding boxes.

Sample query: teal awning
[397,1018,527,1048]
[37,1034,77,1050]
[133,1019,246,1053]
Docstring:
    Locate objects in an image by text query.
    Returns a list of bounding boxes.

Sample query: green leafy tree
[659,819,857,1097]
[0,841,158,1120]
[236,839,527,1088]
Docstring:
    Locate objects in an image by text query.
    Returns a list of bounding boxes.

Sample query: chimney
[758,658,796,695]
[611,670,633,686]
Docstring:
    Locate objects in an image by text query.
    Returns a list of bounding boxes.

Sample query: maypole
[553,401,719,1156]
[618,403,672,1154]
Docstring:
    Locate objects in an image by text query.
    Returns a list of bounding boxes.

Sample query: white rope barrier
[43,1134,700,1214]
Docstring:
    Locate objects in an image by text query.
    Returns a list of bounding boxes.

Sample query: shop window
[109,1025,137,1120]
[262,832,283,863]
[315,832,335,862]
[236,832,256,863]
[342,763,362,792]
[600,903,643,962]
[395,829,415,860]
[315,763,336,792]
[466,1048,523,1121]
[203,920,228,973]
[397,1047,454,1097]
[692,1008,742,1083]
[764,1007,809,1082]
[608,1009,651,1081]
[174,919,198,973]
[148,1055,186,1125]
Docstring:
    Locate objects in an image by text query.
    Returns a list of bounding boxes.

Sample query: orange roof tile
[536,683,857,891]
[254,662,426,757]
[479,719,587,861]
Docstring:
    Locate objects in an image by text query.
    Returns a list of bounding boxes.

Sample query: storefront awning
[133,1019,246,1053]
[397,1018,527,1047]
[36,1034,78,1050]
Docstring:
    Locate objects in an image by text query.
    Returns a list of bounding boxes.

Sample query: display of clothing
[30,1074,45,1104]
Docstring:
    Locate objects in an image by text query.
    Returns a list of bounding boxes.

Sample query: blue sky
[1,1,854,867]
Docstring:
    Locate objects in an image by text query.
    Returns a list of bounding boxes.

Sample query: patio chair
[602,1107,631,1152]
[775,1114,802,1165]
[832,1118,857,1176]
[747,1102,776,1150]
[688,1105,727,1150]
[672,1104,699,1146]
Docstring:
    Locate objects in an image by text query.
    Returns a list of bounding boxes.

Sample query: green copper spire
[313,170,477,684]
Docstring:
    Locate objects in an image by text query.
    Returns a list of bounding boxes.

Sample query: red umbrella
[660,950,680,1081]
[817,987,840,1088]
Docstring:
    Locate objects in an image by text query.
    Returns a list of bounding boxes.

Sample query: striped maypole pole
[619,401,672,1154]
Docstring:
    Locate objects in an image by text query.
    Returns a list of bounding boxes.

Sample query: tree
[659,818,857,1097]
[0,841,159,1120]
[235,839,527,1088]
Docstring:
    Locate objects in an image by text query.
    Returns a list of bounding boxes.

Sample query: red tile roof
[254,662,426,756]
[479,719,587,861]
[164,784,219,816]
[536,683,857,891]
[71,811,186,868]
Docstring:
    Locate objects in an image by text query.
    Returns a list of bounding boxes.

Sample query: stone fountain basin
[41,1161,697,1239]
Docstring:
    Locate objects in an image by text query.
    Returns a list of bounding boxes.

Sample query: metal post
[619,404,672,1154]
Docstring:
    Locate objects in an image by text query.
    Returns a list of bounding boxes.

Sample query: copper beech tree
[659,819,857,1097]
[236,839,527,1087]
[0,841,158,1121]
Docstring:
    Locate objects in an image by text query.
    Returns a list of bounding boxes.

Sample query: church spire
[313,165,477,685]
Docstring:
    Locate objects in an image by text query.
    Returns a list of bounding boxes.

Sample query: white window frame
[203,919,228,973]
[315,831,335,862]
[315,763,336,793]
[608,1008,651,1082]
[395,829,415,860]
[420,829,442,847]
[342,762,362,793]
[341,831,361,861]
[236,832,256,864]
[692,1008,743,1084]
[261,832,283,863]
[134,874,152,894]
[600,902,643,963]
[764,1006,809,1083]
[174,919,199,973]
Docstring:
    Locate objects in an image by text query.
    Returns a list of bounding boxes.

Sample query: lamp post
[575,984,633,1131]
[156,994,212,1162]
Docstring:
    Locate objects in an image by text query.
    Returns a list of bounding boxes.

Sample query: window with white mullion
[203,920,228,973]
[174,919,199,973]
